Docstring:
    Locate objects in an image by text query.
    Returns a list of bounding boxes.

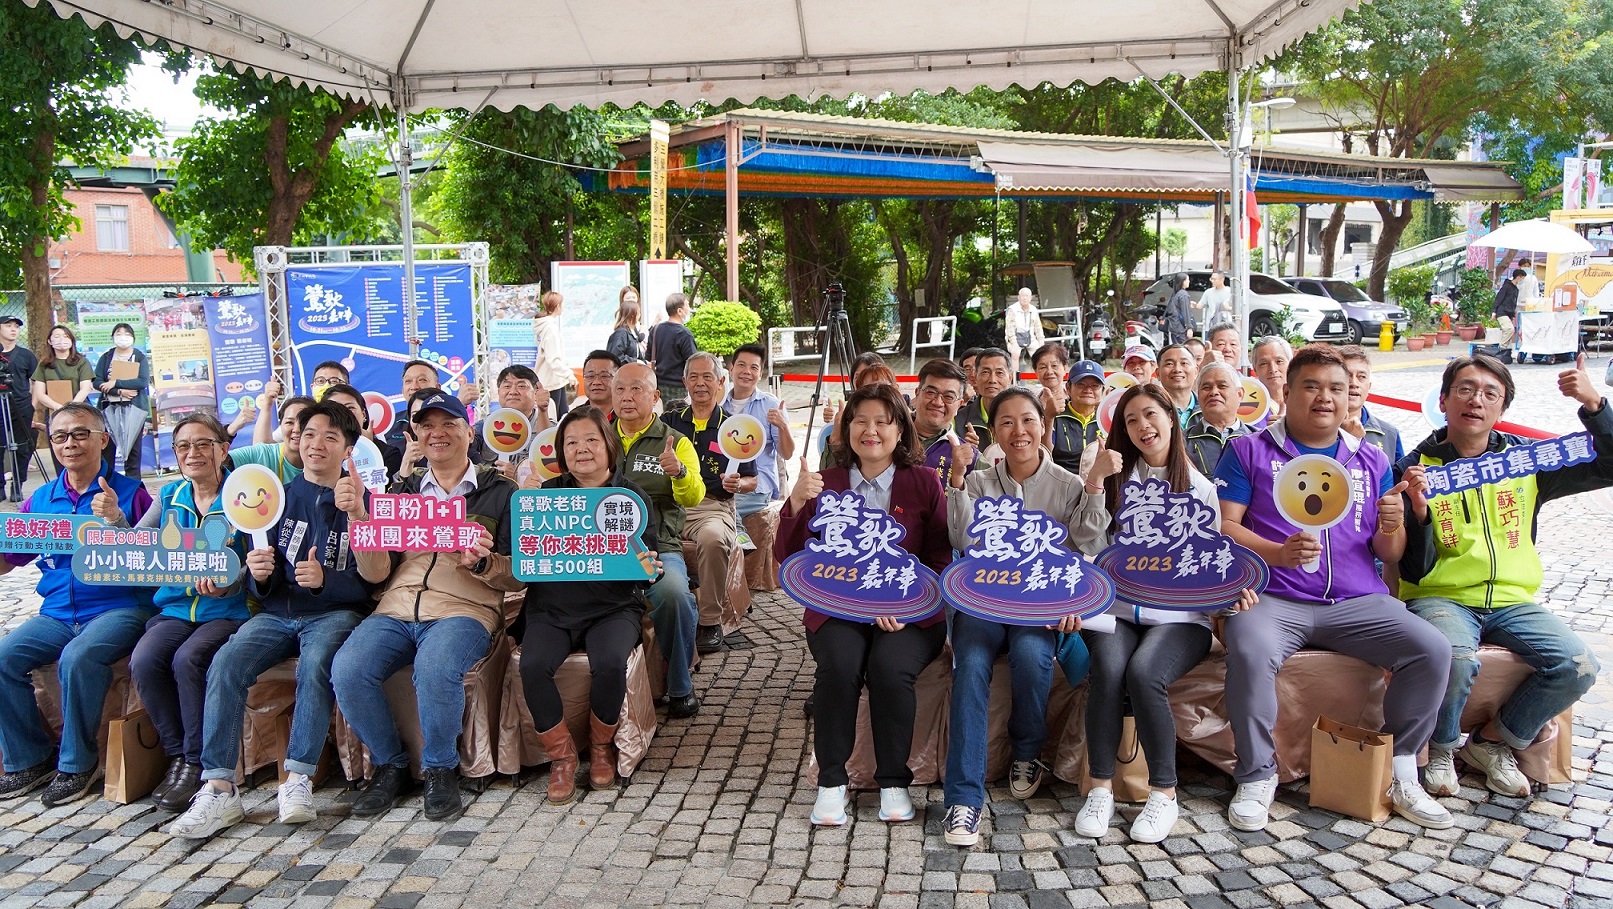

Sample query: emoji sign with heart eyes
[527,426,561,481]
[221,463,286,550]
[717,413,767,473]
[482,408,532,459]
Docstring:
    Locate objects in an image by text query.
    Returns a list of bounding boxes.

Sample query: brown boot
[535,721,579,805]
[589,714,619,790]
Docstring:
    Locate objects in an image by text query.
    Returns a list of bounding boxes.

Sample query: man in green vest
[612,362,706,718]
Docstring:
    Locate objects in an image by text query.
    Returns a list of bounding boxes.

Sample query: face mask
[50,338,72,351]
[114,335,134,349]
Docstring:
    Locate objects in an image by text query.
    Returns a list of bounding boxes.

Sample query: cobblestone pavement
[0,346,1610,908]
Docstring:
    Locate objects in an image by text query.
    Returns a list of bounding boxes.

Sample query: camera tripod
[0,395,30,502]
[802,283,859,460]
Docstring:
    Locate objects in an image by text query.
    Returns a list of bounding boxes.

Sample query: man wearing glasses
[911,359,975,488]
[0,404,154,806]
[308,361,350,397]
[1398,353,1611,802]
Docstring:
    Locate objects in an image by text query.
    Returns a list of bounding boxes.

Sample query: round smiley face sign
[482,408,532,460]
[1237,375,1272,426]
[1422,384,1446,431]
[1096,388,1126,435]
[222,463,285,549]
[1102,371,1138,396]
[717,413,766,473]
[526,426,561,482]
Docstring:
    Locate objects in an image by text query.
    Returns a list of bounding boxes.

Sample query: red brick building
[49,184,243,286]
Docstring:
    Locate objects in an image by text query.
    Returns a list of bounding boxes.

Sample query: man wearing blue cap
[1049,360,1105,474]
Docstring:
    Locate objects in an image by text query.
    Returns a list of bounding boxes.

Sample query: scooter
[1084,310,1114,361]
[1124,301,1165,353]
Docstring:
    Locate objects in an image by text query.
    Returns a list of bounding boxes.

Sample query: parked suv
[1137,271,1351,342]
[1288,277,1408,344]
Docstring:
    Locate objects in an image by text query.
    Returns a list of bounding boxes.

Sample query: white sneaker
[168,784,244,839]
[1228,775,1279,832]
[878,787,915,823]
[277,772,317,824]
[1423,745,1459,797]
[1389,778,1454,829]
[810,785,848,826]
[1074,787,1114,838]
[1129,791,1179,844]
[1460,738,1531,797]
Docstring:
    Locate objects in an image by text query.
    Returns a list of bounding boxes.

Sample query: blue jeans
[1408,597,1599,751]
[734,491,771,522]
[199,610,362,780]
[331,615,491,770]
[647,551,697,699]
[0,608,154,774]
[943,611,1056,809]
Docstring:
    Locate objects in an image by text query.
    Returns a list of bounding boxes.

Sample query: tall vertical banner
[201,294,273,452]
[549,261,631,368]
[143,296,212,471]
[649,119,669,260]
[1564,157,1586,211]
[1588,159,1605,210]
[285,263,476,407]
[485,283,543,373]
[638,260,685,332]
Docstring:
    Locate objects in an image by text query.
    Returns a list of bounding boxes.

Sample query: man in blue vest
[0,403,153,806]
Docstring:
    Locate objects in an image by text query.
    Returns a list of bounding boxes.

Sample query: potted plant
[1454,267,1493,340]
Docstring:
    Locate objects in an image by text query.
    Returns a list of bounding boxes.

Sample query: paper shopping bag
[1081,715,1152,803]
[104,710,166,804]
[1310,715,1392,822]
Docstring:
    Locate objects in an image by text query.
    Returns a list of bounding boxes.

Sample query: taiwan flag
[1245,172,1261,250]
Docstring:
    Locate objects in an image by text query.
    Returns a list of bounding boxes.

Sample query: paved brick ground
[0,347,1609,908]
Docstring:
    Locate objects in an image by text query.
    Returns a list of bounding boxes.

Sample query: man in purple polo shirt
[1214,344,1453,832]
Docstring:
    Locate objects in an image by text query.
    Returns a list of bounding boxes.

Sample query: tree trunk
[1318,203,1347,277]
[263,98,369,247]
[918,201,955,320]
[875,201,914,346]
[21,128,55,355]
[1367,199,1414,302]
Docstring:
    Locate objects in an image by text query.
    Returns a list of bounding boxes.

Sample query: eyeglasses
[48,429,99,444]
[311,376,342,387]
[916,387,961,405]
[173,440,222,455]
[1450,383,1504,404]
[583,371,616,381]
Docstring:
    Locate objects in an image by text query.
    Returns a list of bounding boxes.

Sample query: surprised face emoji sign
[482,408,532,458]
[1273,453,1355,533]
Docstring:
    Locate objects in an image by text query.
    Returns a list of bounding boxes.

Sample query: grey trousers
[1222,592,1452,784]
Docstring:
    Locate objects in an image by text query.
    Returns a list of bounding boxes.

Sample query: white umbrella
[1470,220,1594,254]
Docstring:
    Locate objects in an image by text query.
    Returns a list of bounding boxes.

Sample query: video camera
[822,281,846,313]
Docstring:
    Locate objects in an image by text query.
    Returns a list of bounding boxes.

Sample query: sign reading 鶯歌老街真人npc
[350,495,486,552]
[776,491,942,624]
[1424,431,1597,498]
[940,496,1115,626]
[72,511,242,587]
[512,487,657,582]
[202,293,274,453]
[0,514,105,555]
[1093,478,1266,612]
[285,263,476,407]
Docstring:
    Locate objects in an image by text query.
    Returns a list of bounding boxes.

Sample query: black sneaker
[41,769,103,807]
[422,767,465,822]
[667,694,701,719]
[695,625,724,655]
[0,758,55,800]
[351,764,408,817]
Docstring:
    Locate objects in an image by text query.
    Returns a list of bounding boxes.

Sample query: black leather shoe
[422,767,465,822]
[667,694,701,719]
[351,764,408,817]
[155,763,203,812]
[157,763,203,812]
[151,756,185,803]
[695,625,723,655]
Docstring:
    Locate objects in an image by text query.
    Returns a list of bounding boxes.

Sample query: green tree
[1161,227,1188,270]
[158,67,383,266]
[1286,0,1613,300]
[0,3,154,337]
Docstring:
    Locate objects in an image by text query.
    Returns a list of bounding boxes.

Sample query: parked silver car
[1138,271,1351,342]
[1288,277,1408,345]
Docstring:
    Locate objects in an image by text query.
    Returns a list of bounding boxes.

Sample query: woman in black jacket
[519,405,660,805]
[93,322,151,479]
[606,287,646,363]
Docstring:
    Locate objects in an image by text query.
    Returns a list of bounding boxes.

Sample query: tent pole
[396,95,419,357]
[1295,203,1307,277]
[725,120,740,301]
[1229,62,1250,365]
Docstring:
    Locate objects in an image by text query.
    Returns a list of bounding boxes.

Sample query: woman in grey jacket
[940,386,1085,847]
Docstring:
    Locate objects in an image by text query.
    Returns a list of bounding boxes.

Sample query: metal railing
[907,316,956,374]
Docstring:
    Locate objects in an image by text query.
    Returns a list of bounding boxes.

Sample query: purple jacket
[1225,422,1390,605]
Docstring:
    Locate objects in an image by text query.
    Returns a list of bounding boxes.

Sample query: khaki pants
[683,497,737,628]
[1497,315,1516,347]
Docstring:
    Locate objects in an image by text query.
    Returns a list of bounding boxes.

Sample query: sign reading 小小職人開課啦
[1094,478,1266,613]
[776,491,942,624]
[350,495,486,552]
[511,487,656,582]
[940,496,1114,626]
[72,511,242,587]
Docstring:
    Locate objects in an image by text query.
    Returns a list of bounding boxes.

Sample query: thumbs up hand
[294,546,325,590]
[1085,435,1122,488]
[1377,479,1410,535]
[91,477,125,525]
[659,435,684,478]
[335,456,368,521]
[766,400,789,434]
[950,425,979,490]
[789,456,823,512]
[1559,351,1602,410]
[1402,463,1431,523]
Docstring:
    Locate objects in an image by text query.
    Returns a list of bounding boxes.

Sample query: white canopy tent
[31,0,1364,348]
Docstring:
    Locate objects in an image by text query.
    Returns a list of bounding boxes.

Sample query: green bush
[1387,265,1437,329]
[687,300,762,358]
[1455,267,1495,324]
